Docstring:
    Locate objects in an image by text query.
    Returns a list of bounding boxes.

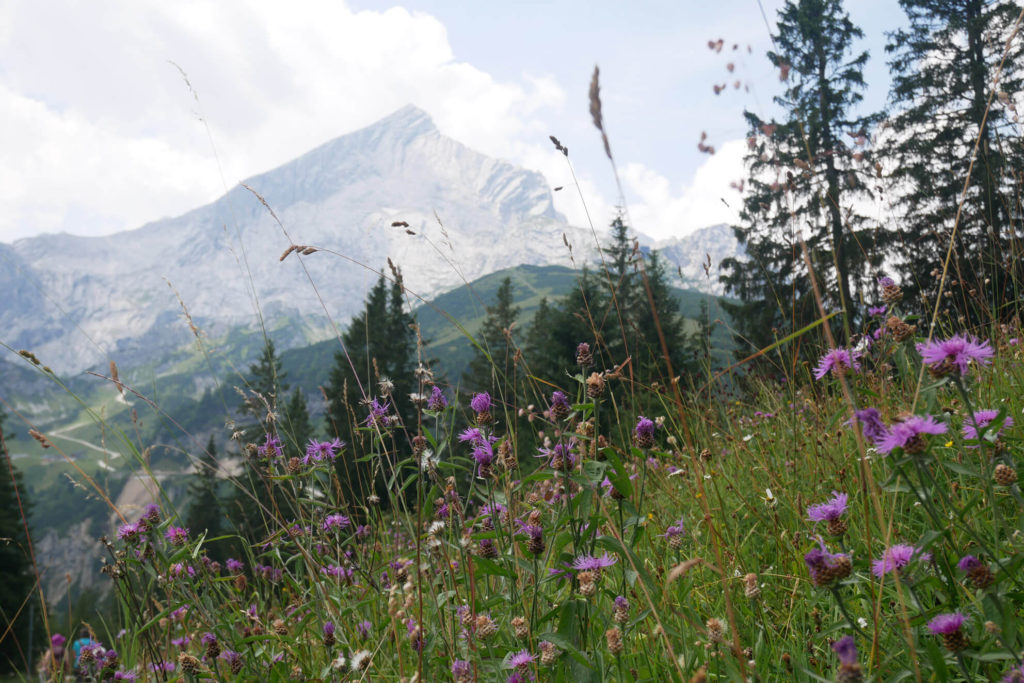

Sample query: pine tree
[884,0,1024,320]
[463,277,521,398]
[184,435,225,560]
[242,339,288,430]
[0,406,38,674]
[721,0,880,351]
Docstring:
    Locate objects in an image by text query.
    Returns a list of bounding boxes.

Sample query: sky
[0,0,904,244]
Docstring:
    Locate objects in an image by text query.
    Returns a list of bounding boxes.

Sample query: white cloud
[620,138,746,241]
[0,0,567,241]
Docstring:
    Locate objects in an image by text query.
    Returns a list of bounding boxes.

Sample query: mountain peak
[375,104,437,135]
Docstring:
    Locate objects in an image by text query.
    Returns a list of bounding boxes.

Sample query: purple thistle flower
[171,636,190,648]
[364,397,393,428]
[807,492,848,523]
[142,503,161,525]
[427,386,448,412]
[322,514,350,531]
[218,650,241,669]
[226,558,244,574]
[113,672,137,681]
[804,546,851,586]
[117,522,141,543]
[962,409,1013,443]
[634,416,657,448]
[927,613,967,635]
[452,660,472,679]
[470,392,493,414]
[872,544,930,577]
[165,526,189,546]
[536,439,577,469]
[357,620,372,639]
[458,427,484,444]
[572,552,617,571]
[851,408,889,446]
[877,415,947,454]
[957,555,982,572]
[200,633,217,648]
[550,390,571,417]
[257,434,283,459]
[877,276,895,288]
[508,649,535,670]
[472,440,495,474]
[917,334,994,376]
[1002,664,1024,682]
[868,305,887,316]
[660,518,685,539]
[304,438,344,464]
[832,635,858,667]
[813,348,861,380]
[614,595,629,610]
[148,662,175,673]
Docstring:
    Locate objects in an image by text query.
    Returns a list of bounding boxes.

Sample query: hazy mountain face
[1,105,738,374]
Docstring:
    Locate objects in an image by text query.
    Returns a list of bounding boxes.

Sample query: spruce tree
[281,388,314,459]
[884,0,1024,320]
[184,435,225,560]
[721,0,880,351]
[463,277,521,398]
[0,406,38,674]
[324,270,417,507]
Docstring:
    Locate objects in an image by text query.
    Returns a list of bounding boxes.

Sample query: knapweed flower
[576,342,593,366]
[218,650,242,674]
[536,440,576,470]
[226,558,244,574]
[807,491,848,536]
[427,386,448,412]
[634,416,656,449]
[872,544,930,577]
[660,519,686,550]
[832,635,860,678]
[472,439,496,477]
[851,408,889,446]
[613,596,629,624]
[962,409,1013,445]
[572,552,617,574]
[322,514,350,531]
[549,390,571,420]
[917,334,994,377]
[471,391,493,416]
[257,434,283,459]
[813,348,861,380]
[877,415,947,455]
[518,521,545,556]
[364,397,393,428]
[452,660,472,683]
[117,522,142,543]
[142,503,161,526]
[868,305,886,316]
[165,526,189,546]
[804,546,852,587]
[200,632,219,659]
[958,555,994,589]
[304,438,344,464]
[357,620,372,640]
[927,613,968,651]
[507,650,535,673]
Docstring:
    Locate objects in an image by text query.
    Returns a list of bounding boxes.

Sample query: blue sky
[0,0,906,243]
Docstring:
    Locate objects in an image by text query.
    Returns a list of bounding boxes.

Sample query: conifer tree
[463,277,521,398]
[281,388,314,459]
[184,435,225,560]
[324,270,417,506]
[884,0,1024,319]
[721,0,880,350]
[0,406,37,674]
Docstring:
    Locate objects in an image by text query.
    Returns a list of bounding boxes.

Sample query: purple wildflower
[471,392,493,414]
[117,522,141,543]
[472,439,496,475]
[804,546,852,586]
[218,650,241,670]
[452,660,472,680]
[322,514,350,531]
[142,503,161,525]
[813,348,861,380]
[807,492,848,522]
[1003,665,1024,682]
[958,555,982,572]
[536,440,577,469]
[962,409,1013,443]
[917,334,994,376]
[257,434,283,459]
[877,415,947,454]
[427,386,448,412]
[634,416,657,448]
[877,276,895,288]
[364,397,393,428]
[357,620,372,639]
[550,390,571,419]
[165,526,189,546]
[113,672,137,681]
[872,544,930,577]
[660,518,685,540]
[851,408,889,446]
[305,438,344,464]
[927,613,967,635]
[226,558,244,574]
[868,305,886,316]
[832,635,857,667]
[572,552,617,572]
[508,649,535,671]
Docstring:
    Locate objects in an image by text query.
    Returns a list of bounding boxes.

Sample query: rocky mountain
[653,223,740,295]
[0,105,740,377]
